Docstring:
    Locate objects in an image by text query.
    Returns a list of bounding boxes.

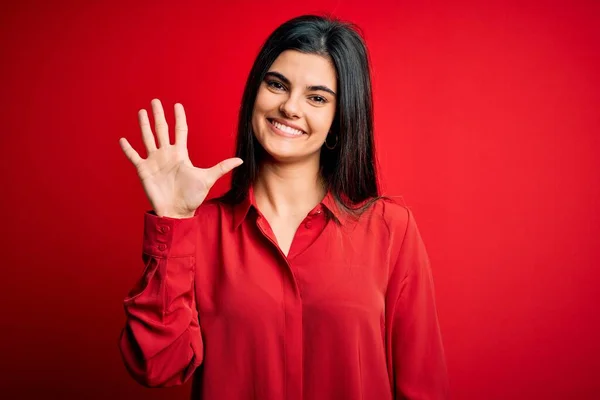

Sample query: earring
[325,133,338,150]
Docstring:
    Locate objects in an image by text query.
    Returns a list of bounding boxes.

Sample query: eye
[310,96,327,104]
[266,80,286,91]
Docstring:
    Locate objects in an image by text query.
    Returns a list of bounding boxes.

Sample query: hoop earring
[325,133,338,150]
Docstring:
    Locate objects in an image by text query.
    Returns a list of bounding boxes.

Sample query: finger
[206,158,244,187]
[174,103,188,149]
[138,109,157,153]
[119,138,143,167]
[151,98,170,148]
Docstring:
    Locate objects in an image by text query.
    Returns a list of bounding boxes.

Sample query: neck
[254,159,326,219]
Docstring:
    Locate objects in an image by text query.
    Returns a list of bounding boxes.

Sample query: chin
[261,144,305,163]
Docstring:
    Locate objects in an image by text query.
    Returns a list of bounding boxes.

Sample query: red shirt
[118,187,449,399]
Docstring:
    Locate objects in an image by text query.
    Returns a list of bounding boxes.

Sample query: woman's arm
[118,211,203,387]
[385,206,449,399]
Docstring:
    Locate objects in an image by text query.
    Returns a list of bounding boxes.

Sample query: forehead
[268,50,337,91]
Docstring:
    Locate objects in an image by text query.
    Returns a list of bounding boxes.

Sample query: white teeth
[272,120,303,135]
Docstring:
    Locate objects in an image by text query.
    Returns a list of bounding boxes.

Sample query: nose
[279,94,302,119]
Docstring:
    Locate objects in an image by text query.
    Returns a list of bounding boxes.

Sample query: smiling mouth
[267,118,306,136]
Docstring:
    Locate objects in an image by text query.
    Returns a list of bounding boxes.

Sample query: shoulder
[381,196,412,226]
[361,196,413,236]
[193,197,231,222]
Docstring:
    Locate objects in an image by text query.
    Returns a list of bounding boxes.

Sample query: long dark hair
[220,14,382,217]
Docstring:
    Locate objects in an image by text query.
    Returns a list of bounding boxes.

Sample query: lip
[267,118,306,134]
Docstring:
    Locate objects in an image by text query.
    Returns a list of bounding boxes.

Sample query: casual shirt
[118,187,449,399]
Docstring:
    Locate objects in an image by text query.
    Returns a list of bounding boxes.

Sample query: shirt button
[305,221,312,229]
[157,243,167,251]
[158,225,170,233]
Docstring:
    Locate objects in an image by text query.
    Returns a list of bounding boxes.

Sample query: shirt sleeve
[117,210,203,387]
[386,206,449,399]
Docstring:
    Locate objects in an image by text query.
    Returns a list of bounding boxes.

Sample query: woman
[118,15,448,400]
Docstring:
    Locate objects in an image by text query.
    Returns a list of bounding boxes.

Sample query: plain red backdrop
[1,0,599,398]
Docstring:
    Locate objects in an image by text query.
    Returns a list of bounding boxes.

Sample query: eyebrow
[264,71,337,97]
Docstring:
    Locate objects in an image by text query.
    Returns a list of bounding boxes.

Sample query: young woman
[118,15,448,400]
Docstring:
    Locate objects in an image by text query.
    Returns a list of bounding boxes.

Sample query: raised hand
[119,99,243,218]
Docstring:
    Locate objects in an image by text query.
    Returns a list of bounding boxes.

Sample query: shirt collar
[232,185,348,230]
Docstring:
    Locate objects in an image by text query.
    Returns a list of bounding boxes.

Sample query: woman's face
[251,50,337,164]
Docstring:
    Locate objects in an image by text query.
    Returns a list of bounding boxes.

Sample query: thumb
[206,157,244,186]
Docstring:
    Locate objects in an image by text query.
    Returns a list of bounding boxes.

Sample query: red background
[1,0,599,398]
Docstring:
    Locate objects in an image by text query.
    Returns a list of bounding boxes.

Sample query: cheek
[251,91,268,130]
[254,86,277,112]
[251,112,263,141]
[309,108,336,134]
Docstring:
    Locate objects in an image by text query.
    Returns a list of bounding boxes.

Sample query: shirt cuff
[142,210,199,258]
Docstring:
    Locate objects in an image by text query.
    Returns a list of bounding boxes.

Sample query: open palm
[119,99,243,218]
